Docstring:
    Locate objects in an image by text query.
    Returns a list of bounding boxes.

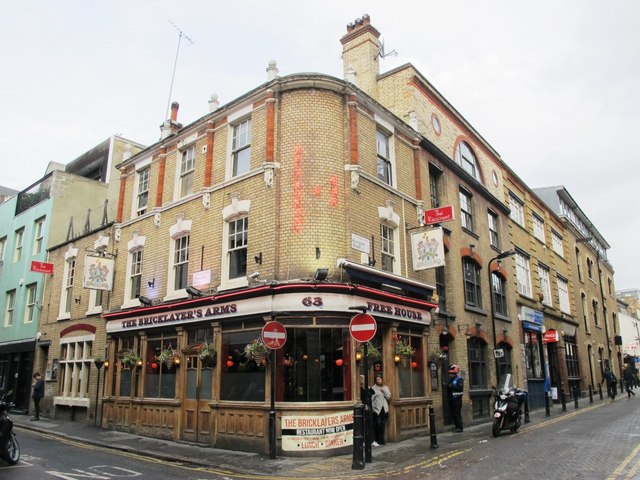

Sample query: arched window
[455,142,480,180]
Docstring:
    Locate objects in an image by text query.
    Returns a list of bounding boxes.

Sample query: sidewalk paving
[12,395,611,478]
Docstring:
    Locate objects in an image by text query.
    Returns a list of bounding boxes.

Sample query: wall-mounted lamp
[254,252,263,265]
[148,278,155,288]
[394,354,401,364]
[104,360,109,369]
[355,351,363,362]
[136,359,143,367]
[313,268,329,281]
[138,295,153,306]
[174,356,181,366]
[186,286,203,297]
[74,297,81,304]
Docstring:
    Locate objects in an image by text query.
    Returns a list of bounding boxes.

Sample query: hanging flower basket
[122,351,141,370]
[392,334,416,357]
[199,341,217,364]
[244,338,269,365]
[156,347,177,368]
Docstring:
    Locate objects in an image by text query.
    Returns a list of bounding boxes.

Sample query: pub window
[144,333,178,398]
[278,327,351,402]
[220,330,267,401]
[397,334,424,398]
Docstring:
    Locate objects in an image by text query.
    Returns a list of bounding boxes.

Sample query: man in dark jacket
[31,372,44,421]
[623,365,636,398]
[447,364,464,432]
[602,368,617,400]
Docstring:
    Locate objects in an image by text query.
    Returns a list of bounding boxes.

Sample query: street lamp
[489,249,516,383]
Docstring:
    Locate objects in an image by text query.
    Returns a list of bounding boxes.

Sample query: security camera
[249,272,260,280]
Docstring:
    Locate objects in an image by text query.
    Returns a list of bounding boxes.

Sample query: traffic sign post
[349,313,377,464]
[262,320,287,460]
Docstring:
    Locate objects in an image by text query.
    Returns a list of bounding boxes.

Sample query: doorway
[182,354,214,444]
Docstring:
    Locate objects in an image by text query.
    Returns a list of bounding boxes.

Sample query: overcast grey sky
[1,1,638,289]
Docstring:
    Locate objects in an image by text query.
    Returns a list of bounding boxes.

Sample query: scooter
[492,374,527,437]
[0,389,20,465]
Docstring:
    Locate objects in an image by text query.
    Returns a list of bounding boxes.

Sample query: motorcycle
[492,374,527,437]
[0,389,20,465]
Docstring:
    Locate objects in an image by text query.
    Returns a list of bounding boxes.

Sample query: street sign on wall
[30,260,54,274]
[424,205,455,225]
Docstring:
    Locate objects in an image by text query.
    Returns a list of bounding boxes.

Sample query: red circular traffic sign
[349,313,377,343]
[262,321,287,349]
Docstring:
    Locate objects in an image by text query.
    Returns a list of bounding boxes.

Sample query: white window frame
[226,107,253,180]
[54,334,94,407]
[0,237,6,278]
[4,290,15,327]
[13,228,24,263]
[509,193,525,227]
[558,277,571,314]
[532,213,546,243]
[165,216,192,301]
[221,197,251,290]
[455,141,480,180]
[374,115,397,188]
[58,247,78,320]
[459,188,474,232]
[131,158,152,218]
[551,230,564,257]
[122,234,146,309]
[488,211,499,248]
[24,283,37,324]
[515,251,532,297]
[33,217,46,255]
[380,223,398,274]
[538,265,552,307]
[376,129,393,186]
[136,166,150,215]
[178,145,196,198]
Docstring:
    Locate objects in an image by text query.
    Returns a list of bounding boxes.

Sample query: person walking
[370,375,391,446]
[31,372,44,421]
[447,364,464,432]
[601,368,617,400]
[623,365,636,398]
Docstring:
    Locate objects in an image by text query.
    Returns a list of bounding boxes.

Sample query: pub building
[101,263,437,455]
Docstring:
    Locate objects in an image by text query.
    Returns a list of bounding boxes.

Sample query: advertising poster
[281,410,353,451]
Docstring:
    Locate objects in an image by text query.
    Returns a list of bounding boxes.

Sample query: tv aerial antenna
[165,20,194,120]
[376,38,398,59]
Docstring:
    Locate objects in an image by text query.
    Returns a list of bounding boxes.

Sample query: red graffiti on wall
[329,176,339,207]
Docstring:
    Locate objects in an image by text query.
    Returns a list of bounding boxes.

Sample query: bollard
[560,385,567,412]
[524,396,530,423]
[598,383,603,400]
[589,384,594,404]
[545,391,551,417]
[428,404,438,449]
[574,385,579,409]
[352,404,365,470]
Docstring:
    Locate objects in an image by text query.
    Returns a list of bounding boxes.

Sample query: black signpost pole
[363,341,372,463]
[269,347,276,459]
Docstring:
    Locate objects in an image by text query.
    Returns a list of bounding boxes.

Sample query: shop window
[278,327,350,402]
[220,330,266,401]
[111,337,135,397]
[524,331,543,378]
[467,337,487,389]
[144,334,178,398]
[397,334,424,398]
[564,335,579,378]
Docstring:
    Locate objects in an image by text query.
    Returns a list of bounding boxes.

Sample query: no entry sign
[349,313,377,343]
[262,321,287,349]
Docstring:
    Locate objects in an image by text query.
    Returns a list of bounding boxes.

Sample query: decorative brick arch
[60,323,97,338]
[468,325,489,344]
[459,247,483,267]
[496,332,514,348]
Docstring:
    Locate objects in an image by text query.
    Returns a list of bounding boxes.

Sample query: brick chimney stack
[340,14,381,99]
[160,101,183,139]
